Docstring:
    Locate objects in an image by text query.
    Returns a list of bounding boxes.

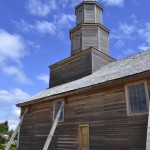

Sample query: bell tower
[70,0,109,56]
[49,0,115,87]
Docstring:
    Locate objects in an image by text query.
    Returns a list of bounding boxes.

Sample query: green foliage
[0,121,17,149]
[0,135,8,144]
[0,143,16,150]
[0,143,6,149]
[0,121,9,134]
[4,130,13,137]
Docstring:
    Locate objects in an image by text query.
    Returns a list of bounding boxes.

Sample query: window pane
[55,101,64,121]
[128,82,148,113]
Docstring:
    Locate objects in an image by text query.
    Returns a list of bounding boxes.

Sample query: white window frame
[125,80,149,116]
[53,100,65,122]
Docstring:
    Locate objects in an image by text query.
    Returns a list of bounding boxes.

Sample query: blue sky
[0,0,150,129]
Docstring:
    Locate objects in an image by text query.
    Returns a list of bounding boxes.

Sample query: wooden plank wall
[92,51,114,72]
[71,29,82,55]
[82,27,98,50]
[50,51,92,87]
[84,4,95,23]
[19,78,150,150]
[96,6,102,24]
[100,29,109,55]
[76,7,84,25]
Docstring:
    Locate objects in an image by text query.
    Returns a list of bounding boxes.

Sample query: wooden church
[17,0,150,149]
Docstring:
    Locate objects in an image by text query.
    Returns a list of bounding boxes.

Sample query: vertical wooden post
[16,110,21,150]
[5,108,28,150]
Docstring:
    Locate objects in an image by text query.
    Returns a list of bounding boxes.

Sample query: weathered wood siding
[19,78,150,150]
[71,26,109,56]
[96,6,102,24]
[82,27,98,50]
[71,29,82,55]
[76,3,102,25]
[92,50,114,72]
[76,7,84,25]
[84,4,95,23]
[50,51,92,87]
[50,49,113,87]
[100,28,109,55]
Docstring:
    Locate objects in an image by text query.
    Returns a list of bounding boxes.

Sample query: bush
[0,143,17,150]
[0,121,9,134]
[0,135,8,144]
[0,143,6,149]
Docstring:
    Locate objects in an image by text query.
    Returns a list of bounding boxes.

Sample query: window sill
[127,112,148,116]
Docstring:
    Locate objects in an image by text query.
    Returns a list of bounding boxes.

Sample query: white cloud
[119,23,135,36]
[0,29,31,84]
[111,21,144,59]
[8,118,20,130]
[17,20,56,35]
[116,49,136,60]
[16,13,75,39]
[2,65,31,84]
[36,21,56,34]
[36,73,49,84]
[0,88,30,103]
[138,22,150,44]
[26,0,57,17]
[16,20,34,32]
[0,107,21,130]
[138,44,150,51]
[12,106,20,117]
[0,88,30,130]
[54,13,76,28]
[111,20,150,59]
[101,0,124,7]
[111,22,135,40]
[137,22,150,51]
[111,22,137,51]
[0,30,26,63]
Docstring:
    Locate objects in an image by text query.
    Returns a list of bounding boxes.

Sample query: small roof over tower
[76,0,103,11]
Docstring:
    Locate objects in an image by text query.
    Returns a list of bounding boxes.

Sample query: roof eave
[16,70,150,108]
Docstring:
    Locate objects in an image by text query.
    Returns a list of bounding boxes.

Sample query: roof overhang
[17,70,150,107]
[75,1,103,12]
[50,47,115,70]
[69,23,110,40]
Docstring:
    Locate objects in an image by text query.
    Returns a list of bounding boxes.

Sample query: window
[77,8,83,24]
[53,101,64,122]
[79,125,89,150]
[73,34,81,51]
[125,81,149,115]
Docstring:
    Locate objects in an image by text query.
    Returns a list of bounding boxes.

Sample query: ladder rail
[43,102,64,150]
[5,108,28,150]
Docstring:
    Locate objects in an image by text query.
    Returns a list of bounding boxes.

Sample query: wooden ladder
[42,102,64,150]
[146,104,150,150]
[5,107,28,150]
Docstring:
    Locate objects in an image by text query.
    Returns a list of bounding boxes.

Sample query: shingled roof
[18,50,150,106]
